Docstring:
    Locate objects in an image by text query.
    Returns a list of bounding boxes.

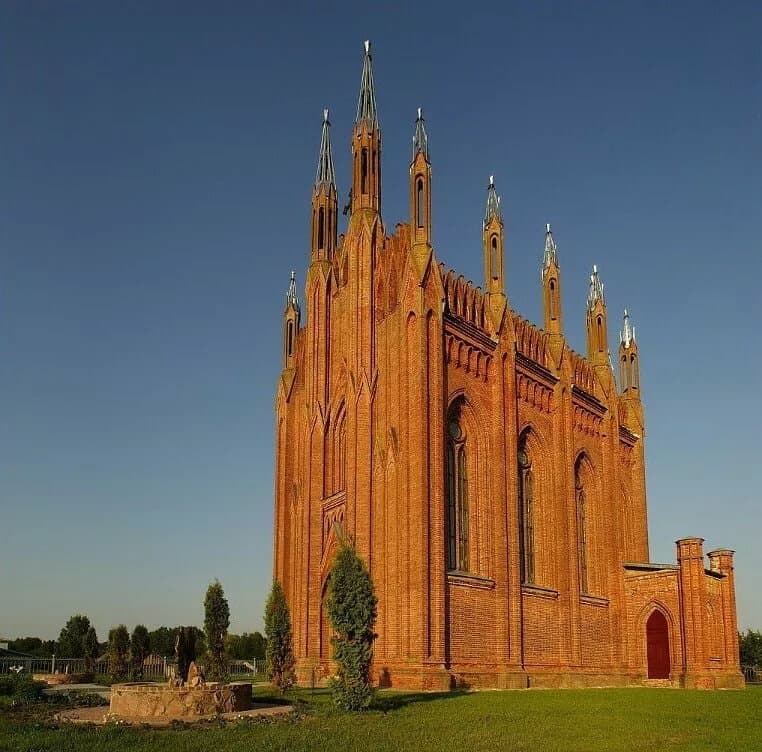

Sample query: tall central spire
[350,40,381,214]
[356,40,378,127]
[315,109,335,191]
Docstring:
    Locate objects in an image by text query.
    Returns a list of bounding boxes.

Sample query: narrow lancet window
[491,236,499,280]
[361,149,368,194]
[575,457,589,594]
[416,178,424,228]
[446,404,469,571]
[318,207,325,250]
[518,435,535,584]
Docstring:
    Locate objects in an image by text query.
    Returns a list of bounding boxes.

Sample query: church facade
[273,42,743,690]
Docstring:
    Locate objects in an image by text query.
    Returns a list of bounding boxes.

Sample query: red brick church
[272,42,743,690]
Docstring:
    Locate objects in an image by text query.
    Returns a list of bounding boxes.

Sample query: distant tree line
[9,581,265,672]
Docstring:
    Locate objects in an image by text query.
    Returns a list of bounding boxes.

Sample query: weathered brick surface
[273,81,743,690]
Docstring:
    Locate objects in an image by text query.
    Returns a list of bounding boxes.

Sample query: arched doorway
[646,610,670,679]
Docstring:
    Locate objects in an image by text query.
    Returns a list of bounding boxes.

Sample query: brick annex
[273,42,743,691]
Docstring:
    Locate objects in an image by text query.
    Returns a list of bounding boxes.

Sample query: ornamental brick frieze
[516,372,553,414]
[444,318,494,382]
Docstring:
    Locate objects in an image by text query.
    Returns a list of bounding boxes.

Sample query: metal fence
[0,656,260,678]
[742,665,761,684]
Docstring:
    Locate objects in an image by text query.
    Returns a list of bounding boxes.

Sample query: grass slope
[1,685,760,752]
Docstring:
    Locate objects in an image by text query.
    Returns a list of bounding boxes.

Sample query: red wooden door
[646,610,670,679]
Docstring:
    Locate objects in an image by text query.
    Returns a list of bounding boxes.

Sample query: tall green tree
[83,627,99,673]
[130,625,150,680]
[264,580,295,692]
[326,543,378,710]
[57,614,91,658]
[107,625,130,681]
[740,630,762,666]
[204,580,230,681]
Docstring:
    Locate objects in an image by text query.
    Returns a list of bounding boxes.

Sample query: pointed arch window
[491,235,499,281]
[446,404,469,571]
[318,207,325,250]
[596,316,603,350]
[416,177,424,228]
[549,279,558,320]
[575,457,589,594]
[286,320,294,359]
[361,149,368,194]
[518,434,535,584]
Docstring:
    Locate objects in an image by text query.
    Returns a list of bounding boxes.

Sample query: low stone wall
[109,682,252,718]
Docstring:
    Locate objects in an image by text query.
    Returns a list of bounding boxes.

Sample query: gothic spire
[484,175,502,228]
[587,264,605,310]
[620,308,635,348]
[543,222,558,269]
[315,109,335,191]
[412,107,428,160]
[355,40,378,127]
[286,270,299,311]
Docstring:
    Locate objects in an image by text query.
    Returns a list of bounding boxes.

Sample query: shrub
[264,580,295,692]
[204,580,230,681]
[10,675,45,707]
[0,675,16,696]
[326,543,378,711]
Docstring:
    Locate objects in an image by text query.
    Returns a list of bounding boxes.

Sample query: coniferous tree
[107,625,130,681]
[264,580,295,692]
[83,626,99,674]
[129,625,150,680]
[174,626,197,681]
[204,580,230,680]
[326,543,378,710]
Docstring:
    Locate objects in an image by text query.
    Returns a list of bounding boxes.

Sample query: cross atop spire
[587,264,605,310]
[620,308,635,347]
[286,270,299,311]
[484,175,502,228]
[412,106,428,160]
[543,222,558,269]
[315,108,336,191]
[355,40,378,127]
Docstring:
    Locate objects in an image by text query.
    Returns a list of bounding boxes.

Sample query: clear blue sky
[1,1,760,641]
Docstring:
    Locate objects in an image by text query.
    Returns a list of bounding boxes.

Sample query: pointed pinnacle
[286,270,299,310]
[587,264,605,310]
[356,40,378,127]
[412,106,429,160]
[484,175,502,228]
[620,308,635,347]
[543,222,558,270]
[315,108,336,190]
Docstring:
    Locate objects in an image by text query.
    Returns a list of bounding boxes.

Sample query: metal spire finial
[484,175,502,228]
[587,264,605,310]
[412,107,429,160]
[356,40,378,127]
[620,308,635,347]
[315,108,336,191]
[286,270,299,311]
[543,222,558,270]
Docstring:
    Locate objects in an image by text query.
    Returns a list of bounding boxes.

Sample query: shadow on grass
[372,690,469,712]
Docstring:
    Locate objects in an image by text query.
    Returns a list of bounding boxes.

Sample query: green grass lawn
[1,684,760,752]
